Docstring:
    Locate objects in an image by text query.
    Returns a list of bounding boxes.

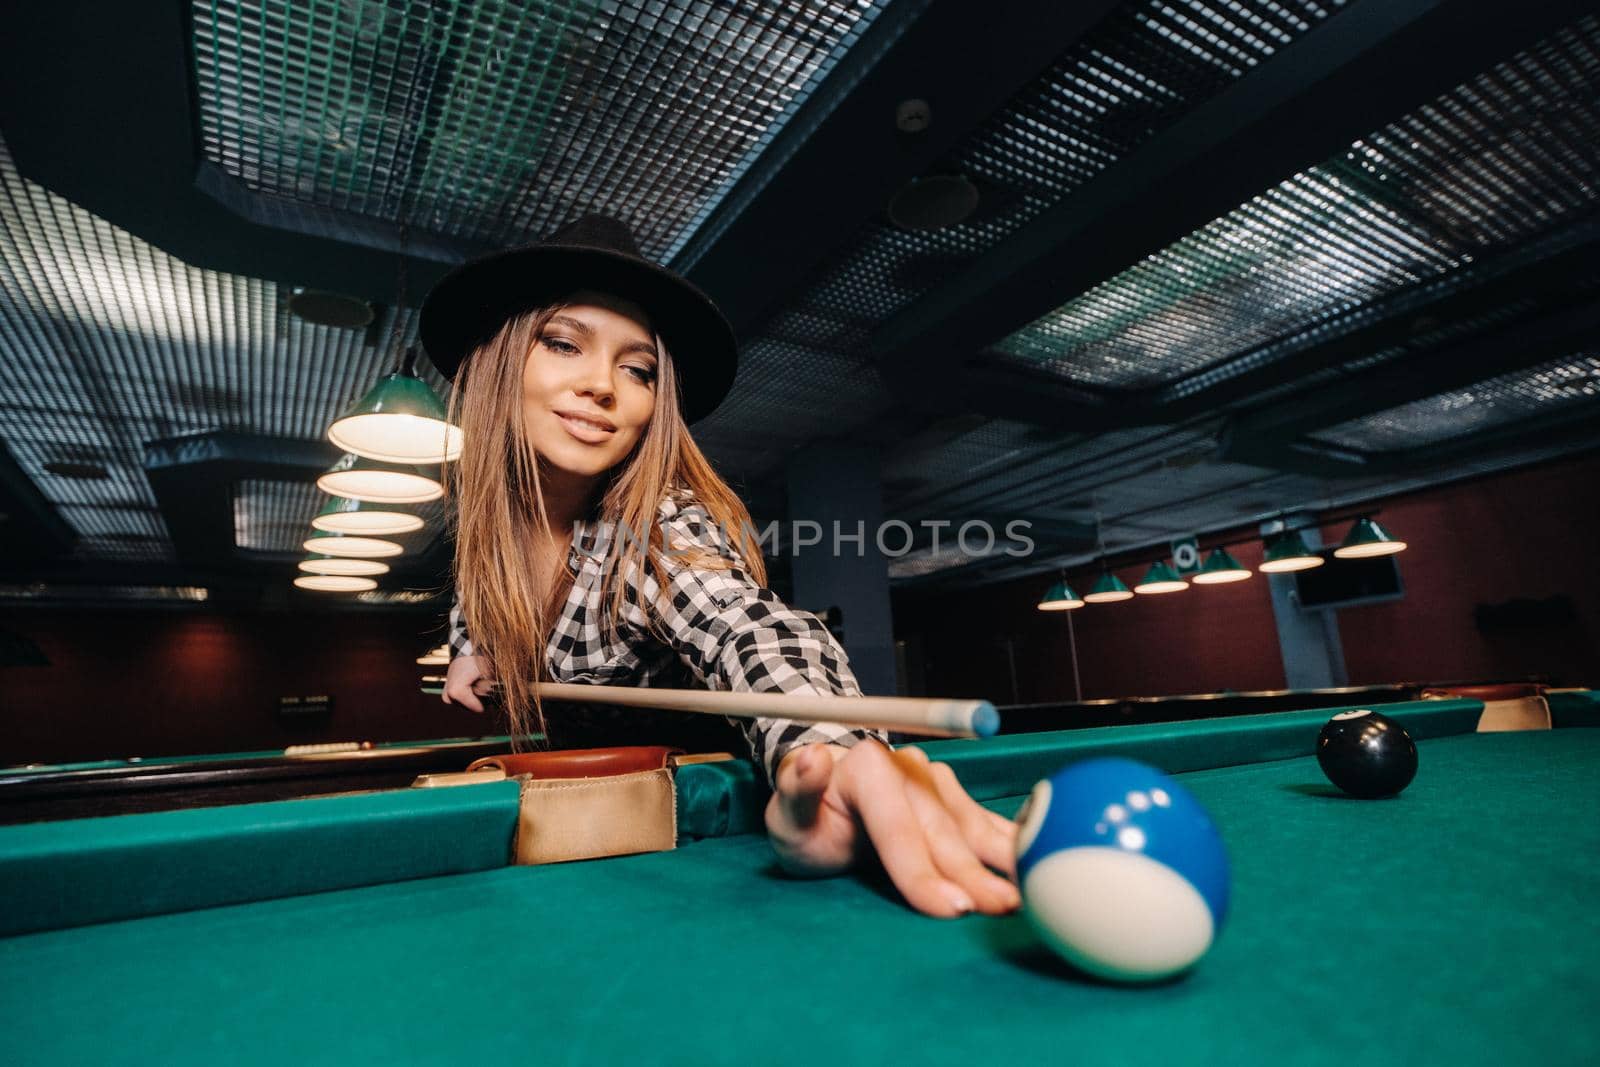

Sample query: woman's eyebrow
[544,315,656,361]
[546,314,592,335]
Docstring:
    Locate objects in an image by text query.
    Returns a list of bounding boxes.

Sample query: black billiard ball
[1316,710,1418,798]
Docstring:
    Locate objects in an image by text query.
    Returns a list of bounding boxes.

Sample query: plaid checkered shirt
[448,493,886,785]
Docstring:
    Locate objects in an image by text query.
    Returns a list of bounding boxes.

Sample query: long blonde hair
[446,302,762,746]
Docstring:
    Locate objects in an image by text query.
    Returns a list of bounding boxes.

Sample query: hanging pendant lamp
[311,496,425,536]
[298,555,391,577]
[1134,559,1190,595]
[1037,577,1085,612]
[317,453,444,504]
[1192,547,1252,585]
[294,574,379,592]
[327,348,463,464]
[1259,530,1324,573]
[1084,569,1134,604]
[1334,517,1407,558]
[302,530,404,559]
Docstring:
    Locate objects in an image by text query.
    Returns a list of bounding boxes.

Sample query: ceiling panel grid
[733,0,1347,478]
[894,424,1220,532]
[1313,352,1600,453]
[990,14,1600,391]
[0,137,421,563]
[191,0,894,255]
[235,479,445,554]
[814,0,1348,345]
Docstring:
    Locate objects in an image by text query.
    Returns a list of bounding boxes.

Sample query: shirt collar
[570,494,687,564]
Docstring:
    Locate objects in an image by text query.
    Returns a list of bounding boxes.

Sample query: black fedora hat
[418,215,738,424]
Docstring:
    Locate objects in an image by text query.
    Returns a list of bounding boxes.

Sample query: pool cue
[530,682,999,739]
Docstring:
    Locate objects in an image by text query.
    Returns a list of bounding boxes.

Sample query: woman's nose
[573,361,616,405]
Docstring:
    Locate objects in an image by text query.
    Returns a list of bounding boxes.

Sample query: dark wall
[1329,454,1600,687]
[895,453,1600,703]
[0,608,484,764]
[895,535,1284,704]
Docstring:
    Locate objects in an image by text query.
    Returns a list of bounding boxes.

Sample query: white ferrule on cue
[532,683,1000,739]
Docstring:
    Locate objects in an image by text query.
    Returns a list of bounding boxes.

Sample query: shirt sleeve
[632,502,888,786]
[447,593,476,659]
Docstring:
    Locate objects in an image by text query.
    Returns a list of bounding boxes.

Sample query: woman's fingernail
[949,892,975,915]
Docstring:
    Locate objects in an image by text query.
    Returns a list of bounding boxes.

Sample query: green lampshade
[1037,579,1084,611]
[1192,547,1252,585]
[328,372,463,464]
[1083,570,1134,604]
[1134,559,1189,594]
[317,453,444,504]
[302,530,404,559]
[1259,529,1324,573]
[311,496,425,535]
[1334,517,1407,559]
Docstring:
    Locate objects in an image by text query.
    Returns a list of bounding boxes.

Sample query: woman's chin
[538,441,621,480]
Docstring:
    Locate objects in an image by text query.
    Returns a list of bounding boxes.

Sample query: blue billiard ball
[1013,758,1230,982]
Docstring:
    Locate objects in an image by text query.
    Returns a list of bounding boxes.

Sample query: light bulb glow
[294,575,378,592]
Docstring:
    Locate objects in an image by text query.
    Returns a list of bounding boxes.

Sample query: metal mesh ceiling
[0,135,430,564]
[898,424,1220,525]
[809,0,1348,331]
[882,420,1068,501]
[692,338,894,479]
[234,479,446,554]
[191,0,893,258]
[1312,353,1600,453]
[725,0,1346,476]
[991,14,1600,389]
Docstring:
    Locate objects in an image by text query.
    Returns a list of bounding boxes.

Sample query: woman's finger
[924,758,1020,880]
[764,748,857,877]
[447,684,484,713]
[837,745,976,918]
[895,755,1019,913]
[773,744,835,832]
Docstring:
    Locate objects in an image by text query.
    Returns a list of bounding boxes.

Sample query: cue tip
[972,701,1000,738]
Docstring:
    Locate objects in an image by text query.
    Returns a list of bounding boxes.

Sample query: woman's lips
[555,411,616,444]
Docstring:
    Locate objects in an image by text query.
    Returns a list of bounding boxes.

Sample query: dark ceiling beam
[1223,294,1600,451]
[142,431,453,587]
[0,440,77,562]
[871,0,1594,427]
[0,1,462,303]
[1225,404,1600,482]
[681,0,1125,338]
[144,432,341,567]
[1163,220,1600,418]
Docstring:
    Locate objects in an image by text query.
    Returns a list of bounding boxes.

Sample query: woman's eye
[624,365,657,384]
[541,336,579,354]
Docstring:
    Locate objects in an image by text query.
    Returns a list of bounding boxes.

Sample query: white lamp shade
[302,534,404,558]
[298,557,391,577]
[328,413,464,465]
[294,575,379,592]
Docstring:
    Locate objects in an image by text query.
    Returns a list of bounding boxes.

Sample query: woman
[421,215,1017,919]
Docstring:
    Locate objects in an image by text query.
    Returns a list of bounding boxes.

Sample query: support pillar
[1264,515,1349,690]
[784,445,897,695]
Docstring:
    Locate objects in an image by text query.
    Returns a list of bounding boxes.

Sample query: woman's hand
[441,655,496,713]
[765,741,1021,919]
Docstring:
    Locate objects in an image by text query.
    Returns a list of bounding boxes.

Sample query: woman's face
[522,290,659,482]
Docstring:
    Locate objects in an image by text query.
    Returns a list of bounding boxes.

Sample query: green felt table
[3,694,1598,1066]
